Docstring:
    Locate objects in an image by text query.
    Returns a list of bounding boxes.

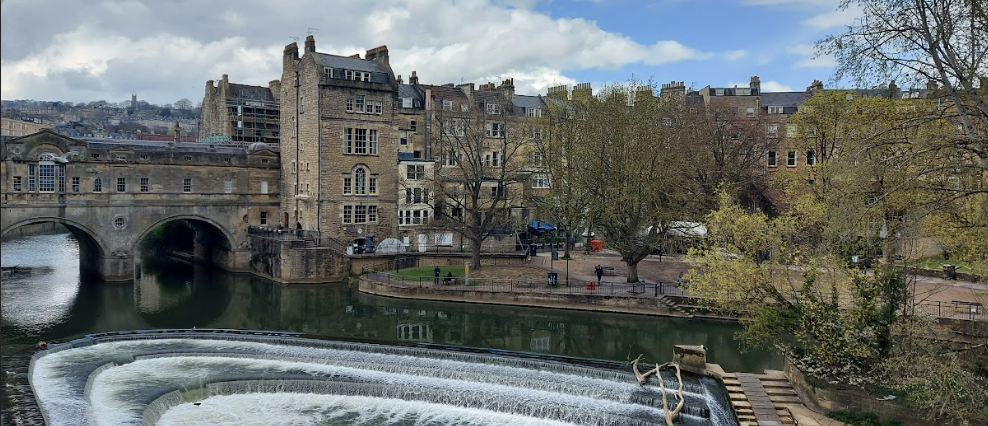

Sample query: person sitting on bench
[443,272,455,285]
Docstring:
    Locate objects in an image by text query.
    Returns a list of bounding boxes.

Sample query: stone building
[2,117,51,137]
[199,75,281,146]
[279,36,401,250]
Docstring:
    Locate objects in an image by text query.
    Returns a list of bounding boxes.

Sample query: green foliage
[826,410,903,426]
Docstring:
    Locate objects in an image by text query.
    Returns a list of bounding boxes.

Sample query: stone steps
[726,371,798,426]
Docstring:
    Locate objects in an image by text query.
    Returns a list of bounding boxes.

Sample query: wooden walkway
[722,370,801,426]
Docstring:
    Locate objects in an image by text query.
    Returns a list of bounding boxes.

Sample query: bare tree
[431,94,535,269]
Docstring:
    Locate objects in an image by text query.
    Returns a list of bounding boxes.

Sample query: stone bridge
[1,130,282,281]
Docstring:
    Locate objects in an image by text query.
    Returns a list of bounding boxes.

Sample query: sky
[0,0,863,106]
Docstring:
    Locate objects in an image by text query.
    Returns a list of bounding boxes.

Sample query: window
[486,103,501,115]
[787,124,796,138]
[410,120,417,132]
[768,106,784,114]
[529,152,544,167]
[299,96,304,114]
[806,150,816,166]
[72,177,80,193]
[140,177,149,192]
[38,161,55,193]
[344,128,379,155]
[93,178,102,192]
[261,158,270,164]
[399,209,430,225]
[57,165,65,192]
[442,150,460,167]
[484,152,501,167]
[141,154,150,161]
[767,150,777,167]
[355,95,364,113]
[442,100,453,111]
[400,131,408,145]
[532,173,550,189]
[442,119,464,136]
[260,181,269,194]
[768,124,778,138]
[406,164,425,180]
[787,150,797,167]
[346,98,353,112]
[343,176,352,195]
[369,176,377,195]
[260,212,268,226]
[486,122,503,138]
[291,161,296,173]
[224,180,233,193]
[355,168,366,195]
[183,178,192,193]
[373,101,383,115]
[490,184,505,198]
[116,177,126,192]
[746,107,756,118]
[91,153,101,160]
[526,108,542,118]
[184,155,192,161]
[343,205,377,224]
[13,176,22,191]
[402,97,413,108]
[405,188,429,204]
[28,165,35,191]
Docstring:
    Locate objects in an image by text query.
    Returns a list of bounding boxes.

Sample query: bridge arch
[133,214,239,271]
[1,217,110,278]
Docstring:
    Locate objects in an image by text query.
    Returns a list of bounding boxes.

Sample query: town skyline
[1,0,864,106]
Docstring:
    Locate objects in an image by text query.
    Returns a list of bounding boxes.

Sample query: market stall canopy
[528,220,556,236]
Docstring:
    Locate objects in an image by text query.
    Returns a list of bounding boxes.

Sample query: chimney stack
[269,80,282,102]
[546,84,568,100]
[365,45,389,65]
[409,71,419,85]
[750,75,761,94]
[572,82,593,100]
[304,35,316,53]
[806,79,824,94]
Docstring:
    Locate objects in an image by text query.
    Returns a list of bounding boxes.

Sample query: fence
[363,269,689,298]
[911,300,985,321]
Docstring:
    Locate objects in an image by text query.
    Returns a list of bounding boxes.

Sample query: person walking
[434,265,441,286]
[595,265,603,284]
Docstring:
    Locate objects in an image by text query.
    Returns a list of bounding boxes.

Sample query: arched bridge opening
[1,218,109,281]
[134,216,238,276]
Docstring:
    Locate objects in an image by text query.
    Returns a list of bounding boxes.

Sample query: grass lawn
[907,255,987,276]
[392,265,466,279]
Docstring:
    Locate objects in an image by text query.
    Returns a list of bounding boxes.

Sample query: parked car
[850,255,871,269]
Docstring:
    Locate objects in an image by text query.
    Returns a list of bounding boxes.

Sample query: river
[2,230,780,378]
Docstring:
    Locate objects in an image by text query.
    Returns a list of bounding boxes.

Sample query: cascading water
[30,330,739,426]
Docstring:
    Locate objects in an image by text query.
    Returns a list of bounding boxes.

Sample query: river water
[2,232,781,423]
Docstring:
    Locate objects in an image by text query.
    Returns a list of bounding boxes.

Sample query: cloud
[760,81,794,92]
[0,0,713,104]
[802,4,861,28]
[786,43,836,68]
[724,50,749,61]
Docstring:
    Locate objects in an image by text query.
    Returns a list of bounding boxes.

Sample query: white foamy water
[31,333,730,426]
[157,393,577,426]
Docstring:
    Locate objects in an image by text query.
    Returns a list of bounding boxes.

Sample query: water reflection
[2,233,781,373]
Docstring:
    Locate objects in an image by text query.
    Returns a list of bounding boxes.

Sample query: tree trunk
[471,237,482,270]
[626,260,639,283]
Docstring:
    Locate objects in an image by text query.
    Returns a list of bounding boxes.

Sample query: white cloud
[724,50,749,61]
[0,0,713,104]
[785,43,836,68]
[802,4,861,28]
[760,81,794,92]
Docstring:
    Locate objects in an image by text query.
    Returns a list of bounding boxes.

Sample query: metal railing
[363,269,688,298]
[911,300,985,321]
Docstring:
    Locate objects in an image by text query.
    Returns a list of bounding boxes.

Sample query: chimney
[887,80,898,99]
[546,84,568,101]
[304,35,316,53]
[498,78,515,98]
[926,79,939,91]
[409,71,419,85]
[365,45,389,65]
[457,82,474,97]
[172,122,182,143]
[284,42,299,67]
[572,82,593,100]
[806,79,824,94]
[269,80,282,102]
[349,53,361,59]
[750,75,761,94]
[396,75,403,84]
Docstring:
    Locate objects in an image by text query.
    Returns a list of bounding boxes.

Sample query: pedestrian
[595,265,603,284]
[434,265,441,286]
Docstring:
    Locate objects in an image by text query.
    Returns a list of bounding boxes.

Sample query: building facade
[199,75,281,146]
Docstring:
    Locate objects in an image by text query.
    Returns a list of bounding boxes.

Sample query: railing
[363,269,689,298]
[912,300,985,321]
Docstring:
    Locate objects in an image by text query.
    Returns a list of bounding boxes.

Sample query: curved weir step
[29,330,740,426]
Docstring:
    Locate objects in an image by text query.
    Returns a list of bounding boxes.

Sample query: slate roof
[513,95,544,110]
[761,92,811,109]
[228,84,276,103]
[314,53,390,74]
[398,84,423,102]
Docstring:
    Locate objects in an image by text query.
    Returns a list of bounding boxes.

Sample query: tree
[175,98,193,111]
[567,82,710,282]
[430,93,535,269]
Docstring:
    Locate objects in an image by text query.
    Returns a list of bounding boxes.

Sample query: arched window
[355,168,366,195]
[37,153,57,193]
[93,178,103,193]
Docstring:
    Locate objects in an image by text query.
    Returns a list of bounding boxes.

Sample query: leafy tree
[567,82,710,282]
[174,98,193,110]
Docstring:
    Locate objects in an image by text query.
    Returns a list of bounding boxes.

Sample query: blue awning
[529,220,556,234]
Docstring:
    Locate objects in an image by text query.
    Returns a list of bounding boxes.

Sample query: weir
[30,330,739,426]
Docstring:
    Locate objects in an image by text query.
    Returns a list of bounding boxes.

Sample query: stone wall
[247,234,349,283]
[782,356,929,426]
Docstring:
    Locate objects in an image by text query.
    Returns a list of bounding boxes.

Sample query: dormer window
[443,100,453,111]
[768,106,784,114]
[345,70,370,81]
[486,103,501,115]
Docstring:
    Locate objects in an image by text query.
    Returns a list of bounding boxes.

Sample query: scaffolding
[226,90,281,146]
